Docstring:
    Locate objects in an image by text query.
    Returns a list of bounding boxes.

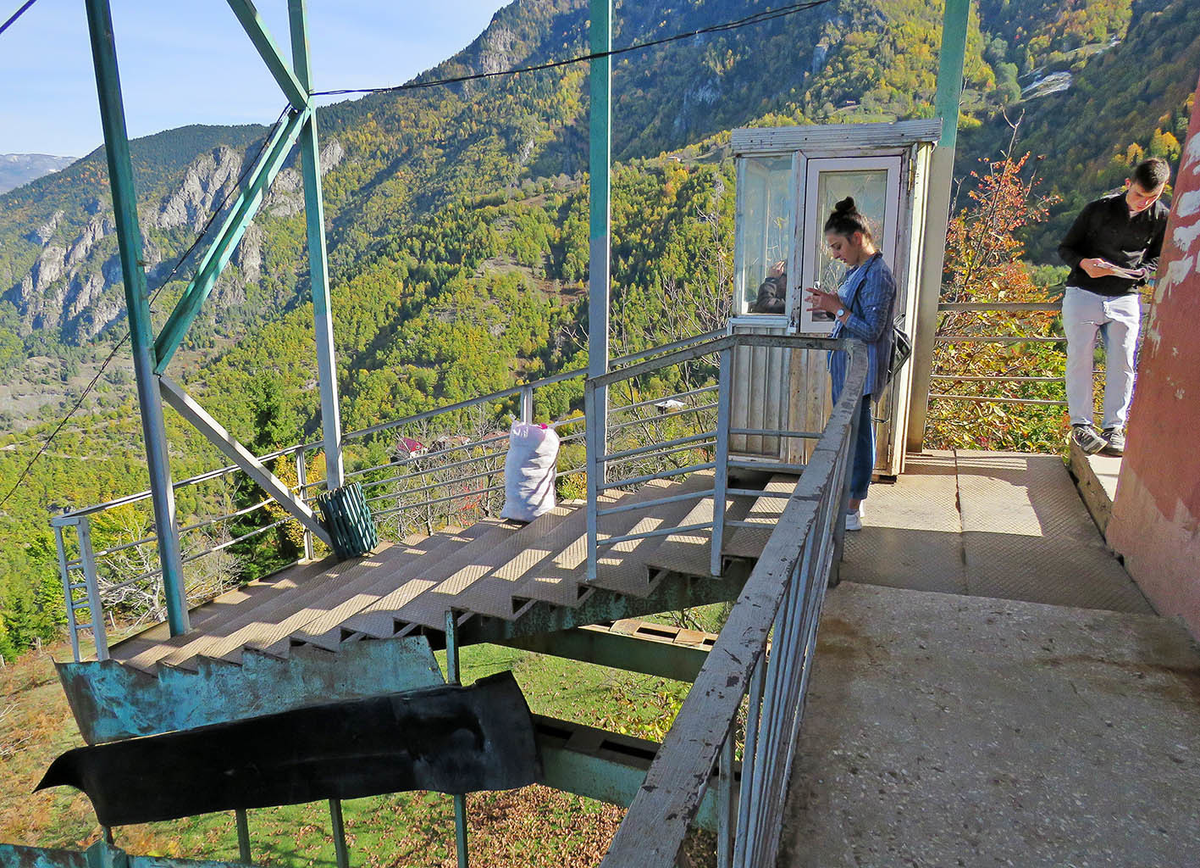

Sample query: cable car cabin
[729,119,940,476]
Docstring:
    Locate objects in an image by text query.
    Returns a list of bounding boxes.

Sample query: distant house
[394,437,428,461]
[432,434,472,454]
[655,399,687,414]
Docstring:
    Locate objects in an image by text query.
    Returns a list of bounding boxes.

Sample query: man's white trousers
[1062,286,1142,430]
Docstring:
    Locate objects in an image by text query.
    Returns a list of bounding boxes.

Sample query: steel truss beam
[535,716,732,834]
[84,0,189,635]
[498,620,714,683]
[225,0,308,110]
[153,106,311,371]
[159,375,332,547]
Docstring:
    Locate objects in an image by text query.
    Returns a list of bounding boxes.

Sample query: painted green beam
[585,0,612,554]
[0,841,249,868]
[934,0,971,148]
[225,0,308,110]
[288,0,345,489]
[84,0,189,637]
[153,106,310,372]
[497,621,714,683]
[535,716,730,834]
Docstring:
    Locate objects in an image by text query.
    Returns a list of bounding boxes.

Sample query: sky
[0,0,511,158]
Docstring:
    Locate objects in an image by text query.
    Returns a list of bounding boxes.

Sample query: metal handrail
[601,342,868,868]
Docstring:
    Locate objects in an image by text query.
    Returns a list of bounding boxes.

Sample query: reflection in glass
[737,156,793,315]
[814,169,888,309]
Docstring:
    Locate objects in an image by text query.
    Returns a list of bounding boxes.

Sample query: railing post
[235,808,252,864]
[76,516,109,662]
[53,521,82,663]
[732,654,766,868]
[717,723,737,868]
[520,385,533,425]
[445,609,470,868]
[328,798,349,868]
[829,395,861,588]
[584,381,600,580]
[295,446,314,561]
[711,347,733,576]
[587,0,612,582]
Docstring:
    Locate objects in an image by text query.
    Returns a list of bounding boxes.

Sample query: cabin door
[788,156,907,470]
[730,126,933,476]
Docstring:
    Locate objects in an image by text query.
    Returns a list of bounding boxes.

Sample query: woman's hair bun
[834,196,857,214]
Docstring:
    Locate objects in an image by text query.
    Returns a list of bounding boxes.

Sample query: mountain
[0,154,77,195]
[965,0,1199,259]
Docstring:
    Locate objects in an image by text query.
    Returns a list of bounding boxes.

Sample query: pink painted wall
[1107,74,1200,639]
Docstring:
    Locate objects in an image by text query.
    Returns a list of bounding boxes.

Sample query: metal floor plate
[843,450,1152,613]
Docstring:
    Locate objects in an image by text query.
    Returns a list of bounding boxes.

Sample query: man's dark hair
[1133,158,1170,191]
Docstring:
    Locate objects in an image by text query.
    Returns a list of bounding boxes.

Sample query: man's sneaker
[845,510,863,532]
[1071,424,1105,455]
[1101,428,1126,456]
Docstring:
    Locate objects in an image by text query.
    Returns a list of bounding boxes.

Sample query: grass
[1,605,729,866]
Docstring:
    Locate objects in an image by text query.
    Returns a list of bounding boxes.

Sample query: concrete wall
[1107,75,1200,640]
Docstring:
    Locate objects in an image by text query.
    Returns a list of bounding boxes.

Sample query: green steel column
[907,0,971,451]
[933,0,970,148]
[586,0,612,537]
[288,0,344,489]
[84,0,189,635]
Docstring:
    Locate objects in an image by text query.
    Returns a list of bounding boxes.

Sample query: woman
[805,197,896,532]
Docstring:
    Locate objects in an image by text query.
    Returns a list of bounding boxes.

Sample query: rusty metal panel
[58,636,444,745]
[38,672,540,827]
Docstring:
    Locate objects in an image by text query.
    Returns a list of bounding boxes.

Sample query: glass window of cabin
[735,155,794,316]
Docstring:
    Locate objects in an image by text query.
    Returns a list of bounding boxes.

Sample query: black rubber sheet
[38,671,540,826]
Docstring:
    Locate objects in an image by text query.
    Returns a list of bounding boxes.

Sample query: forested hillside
[0,0,1197,659]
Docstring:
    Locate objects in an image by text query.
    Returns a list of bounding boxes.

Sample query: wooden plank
[274,529,470,651]
[642,488,756,580]
[115,555,352,673]
[161,540,441,669]
[337,520,532,638]
[424,479,695,624]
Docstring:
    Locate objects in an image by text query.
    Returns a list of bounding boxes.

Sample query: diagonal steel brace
[158,374,332,547]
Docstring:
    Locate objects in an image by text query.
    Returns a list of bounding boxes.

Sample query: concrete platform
[778,583,1200,868]
[843,450,1151,614]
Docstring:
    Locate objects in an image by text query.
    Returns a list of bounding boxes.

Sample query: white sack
[500,421,560,522]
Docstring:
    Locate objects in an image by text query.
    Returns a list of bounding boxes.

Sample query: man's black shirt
[1058,192,1168,297]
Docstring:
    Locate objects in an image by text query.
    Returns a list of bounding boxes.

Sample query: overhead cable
[0,0,38,39]
[0,106,292,511]
[310,0,837,97]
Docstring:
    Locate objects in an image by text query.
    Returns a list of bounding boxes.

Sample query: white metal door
[792,156,903,335]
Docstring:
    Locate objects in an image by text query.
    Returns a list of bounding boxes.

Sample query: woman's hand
[767,260,786,279]
[806,286,841,316]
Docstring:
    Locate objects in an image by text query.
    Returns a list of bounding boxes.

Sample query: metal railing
[51,331,727,661]
[50,329,865,868]
[600,341,867,868]
[930,298,1150,412]
[930,301,1069,408]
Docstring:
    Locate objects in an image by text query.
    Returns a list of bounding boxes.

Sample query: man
[1058,158,1170,455]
